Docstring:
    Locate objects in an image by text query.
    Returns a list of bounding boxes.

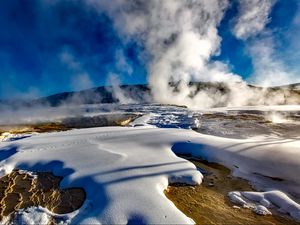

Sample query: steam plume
[88,0,271,108]
[88,0,300,108]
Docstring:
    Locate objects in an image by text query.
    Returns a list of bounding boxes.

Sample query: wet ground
[165,157,300,225]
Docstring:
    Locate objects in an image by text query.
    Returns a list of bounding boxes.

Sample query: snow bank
[1,120,300,223]
[0,133,31,142]
[228,190,300,221]
[172,134,300,198]
[171,129,300,220]
[228,191,272,216]
[13,207,51,225]
[0,127,202,224]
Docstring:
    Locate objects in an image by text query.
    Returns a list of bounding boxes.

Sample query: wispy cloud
[59,49,94,91]
[232,0,299,86]
[59,50,81,71]
[232,0,276,40]
[247,35,297,86]
[71,73,94,91]
[115,49,133,76]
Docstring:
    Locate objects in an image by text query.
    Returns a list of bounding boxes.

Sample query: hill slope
[1,82,300,108]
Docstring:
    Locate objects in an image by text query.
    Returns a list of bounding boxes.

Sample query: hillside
[1,82,300,108]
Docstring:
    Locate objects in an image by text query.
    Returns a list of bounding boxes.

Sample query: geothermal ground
[0,103,300,224]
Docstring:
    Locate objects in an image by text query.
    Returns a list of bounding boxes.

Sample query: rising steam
[87,0,299,108]
[1,0,299,126]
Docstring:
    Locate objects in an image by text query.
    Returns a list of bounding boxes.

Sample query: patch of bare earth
[0,123,69,136]
[165,157,300,225]
[0,170,85,223]
[0,114,139,137]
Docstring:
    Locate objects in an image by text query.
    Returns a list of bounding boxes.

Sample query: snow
[172,133,300,198]
[13,207,51,225]
[228,191,272,215]
[171,130,300,220]
[129,113,157,127]
[254,205,272,216]
[228,191,248,206]
[228,190,300,220]
[1,104,300,223]
[0,133,31,142]
[0,127,202,224]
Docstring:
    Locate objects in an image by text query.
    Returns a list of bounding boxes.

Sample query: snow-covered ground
[1,104,300,224]
[0,127,202,224]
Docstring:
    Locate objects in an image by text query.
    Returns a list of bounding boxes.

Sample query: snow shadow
[220,138,300,154]
[7,135,31,142]
[172,137,300,157]
[17,160,75,177]
[95,161,188,176]
[0,145,18,162]
[100,161,195,186]
[127,213,147,225]
[16,160,109,224]
[172,142,212,161]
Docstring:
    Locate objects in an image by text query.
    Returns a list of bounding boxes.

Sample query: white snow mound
[0,127,202,224]
[228,190,300,220]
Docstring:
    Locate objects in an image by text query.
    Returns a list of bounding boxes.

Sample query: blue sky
[0,0,299,99]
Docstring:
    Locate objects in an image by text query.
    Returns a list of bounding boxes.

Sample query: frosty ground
[0,104,300,224]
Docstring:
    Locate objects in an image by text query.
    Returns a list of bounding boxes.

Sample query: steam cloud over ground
[86,0,299,108]
[0,0,300,112]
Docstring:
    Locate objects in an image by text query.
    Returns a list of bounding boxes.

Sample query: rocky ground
[0,170,85,223]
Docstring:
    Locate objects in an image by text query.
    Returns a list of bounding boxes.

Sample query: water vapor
[85,0,300,108]
[1,0,299,120]
[84,1,255,108]
[106,73,136,104]
[233,0,299,87]
[232,0,275,40]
